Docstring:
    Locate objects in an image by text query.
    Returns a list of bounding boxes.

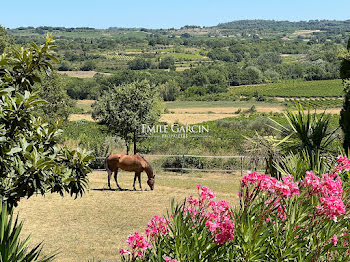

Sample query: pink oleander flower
[185,185,235,245]
[127,232,151,250]
[199,185,216,201]
[120,248,131,255]
[336,155,350,172]
[303,171,321,194]
[185,185,217,219]
[163,256,179,262]
[332,235,338,246]
[317,196,346,222]
[320,173,343,199]
[303,171,343,199]
[242,172,299,198]
[124,232,151,258]
[205,200,234,245]
[145,215,169,241]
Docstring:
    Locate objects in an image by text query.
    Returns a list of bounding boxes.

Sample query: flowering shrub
[120,156,350,262]
[119,232,151,260]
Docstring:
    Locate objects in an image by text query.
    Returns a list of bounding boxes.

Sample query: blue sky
[1,0,349,29]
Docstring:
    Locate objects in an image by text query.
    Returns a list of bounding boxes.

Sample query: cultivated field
[229,79,343,97]
[16,170,241,262]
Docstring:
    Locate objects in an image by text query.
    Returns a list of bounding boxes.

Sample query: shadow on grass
[91,188,145,192]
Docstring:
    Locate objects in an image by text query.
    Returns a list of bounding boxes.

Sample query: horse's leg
[107,169,113,189]
[137,172,142,191]
[133,173,137,191]
[114,168,122,190]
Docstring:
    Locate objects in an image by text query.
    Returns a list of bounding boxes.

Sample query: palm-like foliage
[244,132,291,179]
[275,150,333,180]
[0,201,56,261]
[271,104,337,167]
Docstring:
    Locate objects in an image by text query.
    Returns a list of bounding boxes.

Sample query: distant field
[17,170,241,262]
[57,71,111,78]
[70,99,341,124]
[292,29,326,35]
[166,100,281,109]
[228,79,343,97]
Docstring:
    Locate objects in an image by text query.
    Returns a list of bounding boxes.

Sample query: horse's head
[147,177,155,190]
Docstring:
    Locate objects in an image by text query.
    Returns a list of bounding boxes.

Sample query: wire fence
[94,155,264,175]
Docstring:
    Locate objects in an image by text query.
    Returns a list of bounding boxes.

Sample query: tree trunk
[133,131,137,154]
[126,142,129,155]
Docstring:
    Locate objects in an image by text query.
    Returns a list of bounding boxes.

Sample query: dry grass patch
[292,30,326,35]
[77,100,96,105]
[68,114,95,122]
[57,71,111,78]
[16,170,241,262]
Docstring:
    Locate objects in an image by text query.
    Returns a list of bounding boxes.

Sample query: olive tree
[92,80,161,154]
[0,34,93,209]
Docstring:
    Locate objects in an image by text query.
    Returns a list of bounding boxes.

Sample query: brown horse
[105,153,155,191]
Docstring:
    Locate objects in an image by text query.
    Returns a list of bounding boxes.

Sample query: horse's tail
[105,155,111,172]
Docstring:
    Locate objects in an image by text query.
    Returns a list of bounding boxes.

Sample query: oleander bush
[120,155,350,262]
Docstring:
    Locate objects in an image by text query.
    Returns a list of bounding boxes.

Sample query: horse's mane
[138,153,154,177]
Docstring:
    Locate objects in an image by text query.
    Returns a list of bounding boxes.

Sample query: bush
[120,156,350,261]
[80,60,97,71]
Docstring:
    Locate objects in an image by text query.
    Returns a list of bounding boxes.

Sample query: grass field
[16,170,241,262]
[228,79,343,97]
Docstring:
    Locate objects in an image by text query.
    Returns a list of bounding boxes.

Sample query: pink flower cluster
[145,215,169,241]
[185,185,234,245]
[242,169,346,222]
[120,215,169,259]
[242,172,299,199]
[331,235,338,246]
[205,200,234,245]
[163,256,178,262]
[302,171,345,222]
[120,232,151,258]
[303,171,343,198]
[336,155,350,173]
[184,185,216,218]
[317,196,346,222]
